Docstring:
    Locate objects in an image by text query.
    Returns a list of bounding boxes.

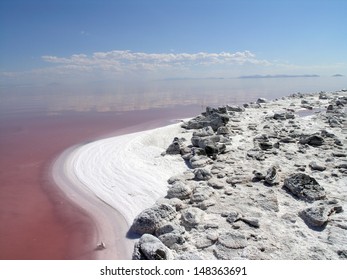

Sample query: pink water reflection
[0,107,200,259]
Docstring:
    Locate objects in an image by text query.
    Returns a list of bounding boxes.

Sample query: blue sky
[1,0,346,85]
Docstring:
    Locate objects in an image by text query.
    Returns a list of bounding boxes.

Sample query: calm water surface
[0,77,346,259]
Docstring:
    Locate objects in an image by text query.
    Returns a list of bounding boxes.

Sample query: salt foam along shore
[52,122,192,259]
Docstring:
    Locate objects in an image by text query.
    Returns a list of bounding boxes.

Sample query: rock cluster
[130,90,347,260]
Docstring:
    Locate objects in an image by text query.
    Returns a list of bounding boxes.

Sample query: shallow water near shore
[0,77,346,259]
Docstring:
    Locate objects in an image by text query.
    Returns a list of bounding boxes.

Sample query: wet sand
[0,106,199,259]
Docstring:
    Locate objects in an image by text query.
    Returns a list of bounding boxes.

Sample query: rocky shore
[130,90,347,260]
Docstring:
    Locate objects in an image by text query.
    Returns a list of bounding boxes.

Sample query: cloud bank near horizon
[41,50,271,72]
[1,50,345,86]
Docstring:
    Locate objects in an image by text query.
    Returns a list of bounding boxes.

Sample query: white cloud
[41,50,271,73]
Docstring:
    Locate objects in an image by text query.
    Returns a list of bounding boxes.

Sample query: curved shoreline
[51,122,191,259]
[51,145,133,259]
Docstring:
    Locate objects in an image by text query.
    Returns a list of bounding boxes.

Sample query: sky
[1,0,346,86]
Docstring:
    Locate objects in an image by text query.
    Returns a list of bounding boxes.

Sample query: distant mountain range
[238,74,320,79]
[332,74,344,77]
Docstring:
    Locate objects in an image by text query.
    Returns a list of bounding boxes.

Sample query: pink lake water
[0,77,345,259]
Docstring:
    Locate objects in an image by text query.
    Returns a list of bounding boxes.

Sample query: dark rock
[256,98,268,104]
[259,141,273,150]
[241,217,260,228]
[283,173,326,201]
[273,112,295,120]
[166,141,181,155]
[333,152,346,158]
[264,166,278,185]
[205,144,219,158]
[299,135,324,146]
[309,161,326,171]
[337,250,347,259]
[227,105,245,112]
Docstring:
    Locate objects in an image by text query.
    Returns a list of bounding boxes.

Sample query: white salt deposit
[65,123,190,225]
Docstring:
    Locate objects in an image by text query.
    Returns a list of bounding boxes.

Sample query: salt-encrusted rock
[156,197,185,211]
[258,141,273,150]
[180,207,205,230]
[166,139,181,155]
[256,98,268,104]
[300,200,343,227]
[217,230,248,249]
[130,203,177,235]
[309,161,326,171]
[182,109,229,132]
[241,217,260,228]
[155,223,185,236]
[273,112,295,120]
[193,126,215,137]
[194,168,212,181]
[247,149,265,161]
[197,135,221,149]
[132,234,174,260]
[204,143,219,158]
[166,181,192,200]
[319,92,329,99]
[190,186,214,204]
[208,178,225,189]
[167,171,195,185]
[207,113,230,131]
[227,105,245,112]
[283,173,326,201]
[252,170,265,180]
[299,134,324,146]
[216,126,230,135]
[189,155,210,169]
[226,210,241,224]
[158,231,185,248]
[264,166,278,185]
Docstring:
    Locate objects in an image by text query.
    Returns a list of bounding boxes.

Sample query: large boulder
[300,200,343,227]
[130,204,177,235]
[132,234,174,260]
[283,173,326,201]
